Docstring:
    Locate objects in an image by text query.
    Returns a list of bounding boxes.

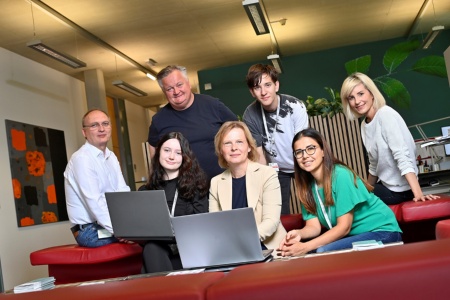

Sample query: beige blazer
[209,160,286,250]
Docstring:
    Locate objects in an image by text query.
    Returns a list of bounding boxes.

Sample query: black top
[139,178,208,216]
[232,176,248,209]
[147,94,238,179]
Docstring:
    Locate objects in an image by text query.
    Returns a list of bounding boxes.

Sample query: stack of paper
[352,240,384,251]
[14,277,55,293]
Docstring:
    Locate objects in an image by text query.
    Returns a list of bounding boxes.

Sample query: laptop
[171,207,273,271]
[105,190,175,242]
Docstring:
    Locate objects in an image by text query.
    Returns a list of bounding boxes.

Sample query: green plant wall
[198,30,450,140]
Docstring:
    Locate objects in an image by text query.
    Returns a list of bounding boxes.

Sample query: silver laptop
[105,190,175,242]
[171,207,273,271]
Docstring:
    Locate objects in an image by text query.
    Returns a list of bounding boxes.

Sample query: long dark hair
[145,132,209,200]
[292,128,373,214]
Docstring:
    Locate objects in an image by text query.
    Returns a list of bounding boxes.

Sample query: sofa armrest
[280,214,303,232]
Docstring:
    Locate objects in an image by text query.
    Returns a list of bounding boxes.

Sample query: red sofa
[29,243,142,284]
[206,238,450,300]
[0,272,225,300]
[388,194,450,242]
[5,239,450,299]
[436,219,450,240]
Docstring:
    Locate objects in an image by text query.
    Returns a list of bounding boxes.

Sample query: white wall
[0,47,87,290]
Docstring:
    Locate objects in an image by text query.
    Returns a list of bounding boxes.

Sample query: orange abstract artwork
[26,150,46,176]
[12,178,22,199]
[11,128,26,151]
[7,120,68,227]
[47,184,57,204]
[42,211,58,223]
[21,217,35,227]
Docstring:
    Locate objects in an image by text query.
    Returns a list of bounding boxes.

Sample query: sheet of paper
[167,269,205,276]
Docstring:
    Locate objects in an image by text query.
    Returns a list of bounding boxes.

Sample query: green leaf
[324,87,334,99]
[328,111,336,118]
[306,95,317,105]
[345,55,371,75]
[374,77,411,108]
[412,56,448,78]
[383,39,420,73]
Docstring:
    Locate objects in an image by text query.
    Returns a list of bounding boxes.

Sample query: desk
[419,169,450,194]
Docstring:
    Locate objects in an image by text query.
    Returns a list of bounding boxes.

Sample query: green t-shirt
[301,165,401,235]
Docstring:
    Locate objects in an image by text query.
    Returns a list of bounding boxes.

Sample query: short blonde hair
[214,121,259,168]
[340,72,386,121]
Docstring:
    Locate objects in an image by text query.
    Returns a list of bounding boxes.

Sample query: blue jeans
[315,231,402,253]
[74,223,118,248]
[373,183,413,205]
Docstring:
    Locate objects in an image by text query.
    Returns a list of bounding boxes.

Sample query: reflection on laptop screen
[106,191,174,242]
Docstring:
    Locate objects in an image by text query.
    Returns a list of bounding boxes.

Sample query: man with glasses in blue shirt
[64,109,130,248]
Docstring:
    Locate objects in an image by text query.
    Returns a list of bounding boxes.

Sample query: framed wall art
[5,120,68,227]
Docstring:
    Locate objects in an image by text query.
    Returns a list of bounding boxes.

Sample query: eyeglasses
[293,145,317,159]
[223,140,246,148]
[83,121,111,131]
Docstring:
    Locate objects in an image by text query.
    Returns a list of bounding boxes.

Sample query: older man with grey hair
[147,65,237,179]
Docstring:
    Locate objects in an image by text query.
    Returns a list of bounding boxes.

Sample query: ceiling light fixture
[112,80,147,97]
[26,40,86,68]
[146,58,157,67]
[267,54,283,73]
[28,0,157,78]
[422,25,444,49]
[243,0,270,35]
[146,73,156,80]
[421,0,444,49]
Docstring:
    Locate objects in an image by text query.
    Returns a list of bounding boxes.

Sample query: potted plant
[306,38,448,117]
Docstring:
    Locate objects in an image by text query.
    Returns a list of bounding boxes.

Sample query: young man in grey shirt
[243,64,308,214]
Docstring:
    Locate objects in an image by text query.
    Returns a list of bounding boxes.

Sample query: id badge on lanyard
[314,183,333,229]
[261,100,280,162]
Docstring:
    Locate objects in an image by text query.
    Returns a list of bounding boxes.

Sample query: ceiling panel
[0,0,448,108]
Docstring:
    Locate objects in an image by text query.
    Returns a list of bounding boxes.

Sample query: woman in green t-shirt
[278,128,401,256]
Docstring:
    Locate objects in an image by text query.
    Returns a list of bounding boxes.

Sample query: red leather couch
[388,194,450,242]
[5,239,450,299]
[0,272,225,300]
[206,238,450,300]
[29,243,142,284]
[436,219,450,240]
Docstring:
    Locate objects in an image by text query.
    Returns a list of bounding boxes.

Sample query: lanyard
[261,97,280,156]
[170,189,178,217]
[314,183,333,229]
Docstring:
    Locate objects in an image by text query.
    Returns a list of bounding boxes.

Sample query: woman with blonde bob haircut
[210,121,286,250]
[340,72,438,205]
[340,72,386,121]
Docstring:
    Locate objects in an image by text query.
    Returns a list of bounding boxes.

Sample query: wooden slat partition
[290,113,367,214]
